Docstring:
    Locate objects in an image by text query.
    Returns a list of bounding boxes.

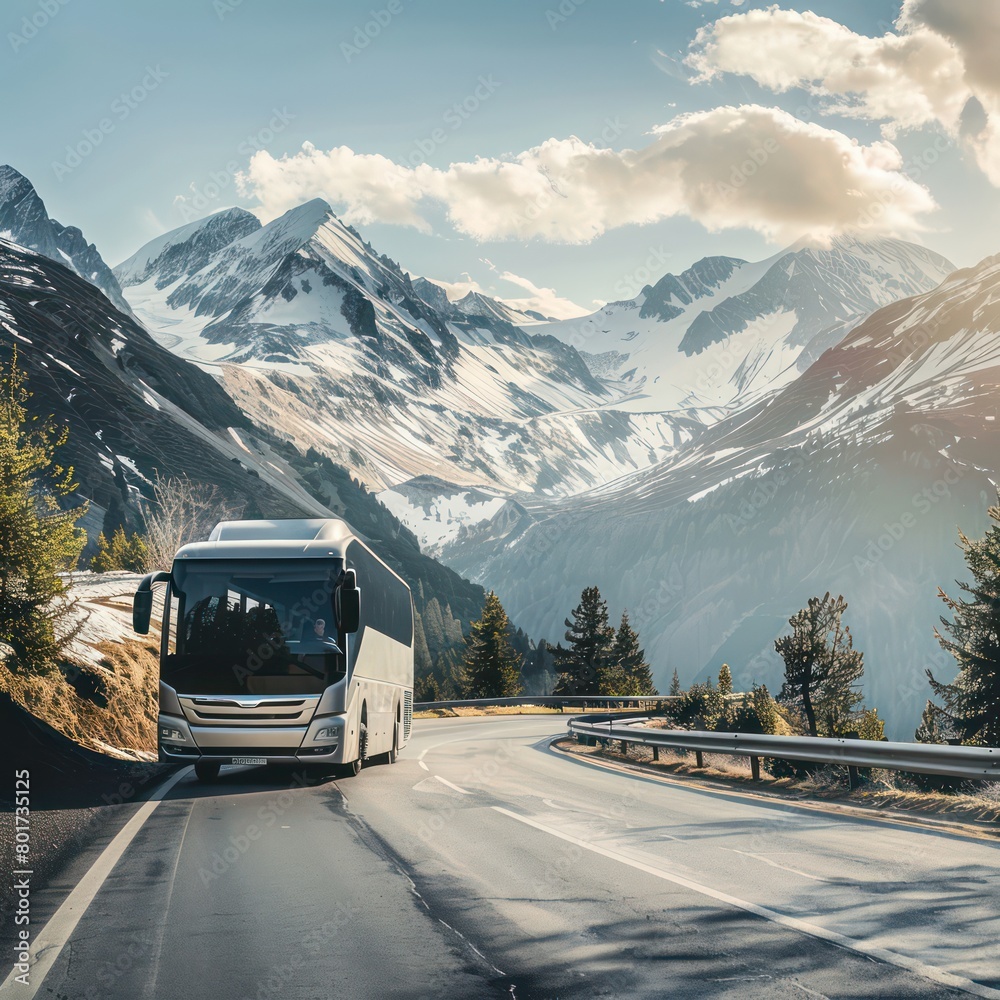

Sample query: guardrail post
[652,746,659,762]
[750,756,760,781]
[695,751,704,768]
[847,765,861,791]
[620,740,628,755]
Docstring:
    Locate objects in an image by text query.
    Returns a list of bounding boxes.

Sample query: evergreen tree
[926,493,1000,745]
[91,525,148,573]
[752,683,779,735]
[554,586,614,695]
[669,668,682,697]
[0,351,87,674]
[718,663,733,697]
[914,699,954,744]
[605,610,657,695]
[775,593,864,737]
[461,591,523,698]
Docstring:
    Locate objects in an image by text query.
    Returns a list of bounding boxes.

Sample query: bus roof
[174,518,356,562]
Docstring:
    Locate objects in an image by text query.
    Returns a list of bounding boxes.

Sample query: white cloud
[237,105,936,245]
[687,3,1000,184]
[491,268,590,320]
[426,267,589,321]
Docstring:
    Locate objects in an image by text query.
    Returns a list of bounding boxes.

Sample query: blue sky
[3,0,998,310]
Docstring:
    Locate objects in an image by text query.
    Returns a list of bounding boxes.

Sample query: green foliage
[554,585,614,696]
[674,679,725,730]
[0,350,87,674]
[669,668,682,697]
[717,662,733,696]
[751,683,780,735]
[602,610,657,696]
[854,707,886,742]
[775,592,864,737]
[90,526,149,573]
[926,492,1000,746]
[461,591,523,699]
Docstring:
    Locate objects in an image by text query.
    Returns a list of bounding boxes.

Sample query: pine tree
[669,668,682,697]
[775,593,864,738]
[926,493,1000,745]
[718,663,733,697]
[554,586,615,695]
[91,525,148,572]
[914,699,954,744]
[0,350,87,674]
[752,683,779,735]
[461,591,523,699]
[605,610,657,695]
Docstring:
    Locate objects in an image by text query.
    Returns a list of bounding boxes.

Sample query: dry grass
[561,739,1000,828]
[0,639,159,758]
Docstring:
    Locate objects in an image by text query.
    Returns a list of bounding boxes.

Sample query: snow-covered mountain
[115,201,706,507]
[442,253,1000,737]
[541,235,955,415]
[0,235,486,679]
[410,276,556,327]
[0,165,132,315]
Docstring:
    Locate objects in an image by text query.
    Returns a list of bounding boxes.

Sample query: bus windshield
[163,559,345,696]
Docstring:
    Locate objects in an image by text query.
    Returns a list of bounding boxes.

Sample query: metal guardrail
[416,695,675,712]
[568,716,1000,782]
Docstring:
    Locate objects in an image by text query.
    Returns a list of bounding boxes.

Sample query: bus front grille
[178,694,320,727]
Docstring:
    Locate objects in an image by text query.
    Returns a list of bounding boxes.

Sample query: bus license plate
[232,757,267,765]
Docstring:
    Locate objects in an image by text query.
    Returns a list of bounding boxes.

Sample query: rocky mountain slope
[0,164,132,315]
[441,255,1000,737]
[540,235,955,415]
[0,238,484,682]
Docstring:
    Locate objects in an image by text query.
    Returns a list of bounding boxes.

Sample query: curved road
[7,715,1000,999]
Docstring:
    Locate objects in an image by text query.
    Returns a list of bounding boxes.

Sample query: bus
[133,518,414,781]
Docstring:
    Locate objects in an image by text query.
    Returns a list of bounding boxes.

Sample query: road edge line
[2,767,190,1000]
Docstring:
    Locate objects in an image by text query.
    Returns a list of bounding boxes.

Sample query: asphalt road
[6,715,1000,1000]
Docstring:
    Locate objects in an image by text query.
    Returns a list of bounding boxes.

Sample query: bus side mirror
[133,590,153,635]
[133,571,171,635]
[337,570,361,634]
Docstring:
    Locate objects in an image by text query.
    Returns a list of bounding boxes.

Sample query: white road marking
[435,775,471,795]
[719,847,832,883]
[2,768,190,1000]
[492,806,1000,1000]
[419,760,429,771]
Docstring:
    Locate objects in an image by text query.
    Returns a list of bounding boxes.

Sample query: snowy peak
[540,235,956,415]
[678,236,956,358]
[0,164,132,314]
[639,255,746,322]
[114,207,260,289]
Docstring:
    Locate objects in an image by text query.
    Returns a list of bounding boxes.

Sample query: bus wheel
[386,722,399,764]
[339,723,367,778]
[195,760,220,782]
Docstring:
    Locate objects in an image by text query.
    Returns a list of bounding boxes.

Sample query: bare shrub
[143,472,244,570]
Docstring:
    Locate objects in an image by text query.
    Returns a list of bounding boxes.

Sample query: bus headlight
[315,727,339,742]
[160,725,188,743]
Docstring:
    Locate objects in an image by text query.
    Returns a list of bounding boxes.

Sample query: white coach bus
[133,518,414,781]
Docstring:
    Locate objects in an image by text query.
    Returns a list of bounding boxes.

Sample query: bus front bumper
[158,714,348,765]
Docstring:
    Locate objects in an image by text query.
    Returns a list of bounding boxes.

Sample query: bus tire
[385,722,399,764]
[194,760,220,782]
